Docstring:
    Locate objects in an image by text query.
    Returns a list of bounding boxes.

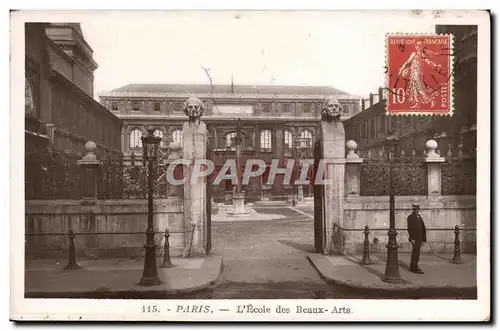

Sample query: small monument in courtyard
[227,118,250,216]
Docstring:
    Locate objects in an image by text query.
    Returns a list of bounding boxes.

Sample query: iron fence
[441,149,476,195]
[360,150,428,196]
[25,148,183,200]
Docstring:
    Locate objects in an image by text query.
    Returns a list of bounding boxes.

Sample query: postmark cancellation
[385,33,454,117]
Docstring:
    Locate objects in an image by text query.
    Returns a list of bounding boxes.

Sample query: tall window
[153,129,165,147]
[282,103,291,113]
[111,102,118,111]
[153,102,161,112]
[262,103,271,113]
[129,128,143,149]
[132,101,140,111]
[226,132,237,149]
[25,76,34,115]
[284,130,293,149]
[299,129,313,148]
[302,103,312,113]
[343,103,350,114]
[173,101,183,112]
[260,130,272,151]
[172,129,183,147]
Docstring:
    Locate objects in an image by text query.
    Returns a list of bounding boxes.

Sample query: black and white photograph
[10,9,490,322]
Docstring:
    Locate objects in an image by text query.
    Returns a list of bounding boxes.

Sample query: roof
[109,84,350,96]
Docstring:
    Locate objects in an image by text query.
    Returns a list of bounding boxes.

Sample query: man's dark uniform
[407,204,426,274]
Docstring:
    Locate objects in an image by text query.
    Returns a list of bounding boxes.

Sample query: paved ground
[308,253,477,299]
[24,205,476,299]
[25,256,222,299]
[209,207,336,298]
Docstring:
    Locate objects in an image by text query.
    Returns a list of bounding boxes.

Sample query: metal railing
[332,223,476,265]
[25,225,196,270]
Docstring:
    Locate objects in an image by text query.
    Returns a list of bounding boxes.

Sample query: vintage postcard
[10,9,490,322]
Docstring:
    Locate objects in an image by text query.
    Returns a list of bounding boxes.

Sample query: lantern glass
[295,138,311,149]
[142,131,161,161]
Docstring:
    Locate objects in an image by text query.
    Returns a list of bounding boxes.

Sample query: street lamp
[382,130,404,283]
[138,127,162,286]
[293,137,311,206]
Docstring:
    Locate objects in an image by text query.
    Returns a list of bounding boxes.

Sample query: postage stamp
[386,33,454,116]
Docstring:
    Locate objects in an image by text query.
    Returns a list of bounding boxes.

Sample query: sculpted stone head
[321,97,343,123]
[183,96,204,123]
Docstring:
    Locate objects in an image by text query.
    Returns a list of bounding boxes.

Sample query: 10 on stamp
[386,34,453,116]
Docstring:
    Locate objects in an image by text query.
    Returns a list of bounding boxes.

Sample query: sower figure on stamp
[407,203,427,274]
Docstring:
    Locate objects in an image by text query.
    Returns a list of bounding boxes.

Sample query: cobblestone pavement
[209,207,336,298]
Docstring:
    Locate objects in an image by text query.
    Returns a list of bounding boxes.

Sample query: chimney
[369,93,374,107]
[378,87,384,101]
[361,98,365,110]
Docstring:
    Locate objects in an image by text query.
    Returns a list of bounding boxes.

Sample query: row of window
[349,115,432,142]
[110,100,352,114]
[111,101,185,112]
[128,128,314,150]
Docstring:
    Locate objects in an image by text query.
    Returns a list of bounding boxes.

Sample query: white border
[10,9,491,322]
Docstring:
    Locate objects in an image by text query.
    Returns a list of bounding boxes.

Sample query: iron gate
[313,137,324,253]
[205,133,212,255]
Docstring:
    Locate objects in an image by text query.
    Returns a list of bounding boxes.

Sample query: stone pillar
[425,139,445,195]
[77,141,101,203]
[345,140,363,196]
[182,97,208,256]
[320,101,346,255]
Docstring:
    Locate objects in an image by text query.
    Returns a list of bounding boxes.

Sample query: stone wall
[25,198,187,259]
[340,195,476,254]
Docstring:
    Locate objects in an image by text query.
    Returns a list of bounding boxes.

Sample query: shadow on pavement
[277,240,316,253]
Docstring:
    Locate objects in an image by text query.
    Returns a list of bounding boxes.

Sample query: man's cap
[412,204,420,208]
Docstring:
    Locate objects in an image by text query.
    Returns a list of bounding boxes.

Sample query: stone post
[155,141,182,247]
[320,98,346,255]
[345,140,363,197]
[182,97,208,256]
[425,139,445,196]
[77,141,101,203]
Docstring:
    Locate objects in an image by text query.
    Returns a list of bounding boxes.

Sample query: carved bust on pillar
[183,96,204,124]
[321,97,343,123]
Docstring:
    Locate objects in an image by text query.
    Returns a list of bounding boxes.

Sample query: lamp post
[138,127,162,286]
[294,137,311,206]
[382,130,403,283]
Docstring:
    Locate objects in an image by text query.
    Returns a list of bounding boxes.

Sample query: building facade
[344,24,478,157]
[99,84,361,201]
[25,23,122,157]
[25,23,123,201]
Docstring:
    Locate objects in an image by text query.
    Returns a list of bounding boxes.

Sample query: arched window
[260,130,272,151]
[299,129,313,148]
[172,129,183,147]
[129,128,143,149]
[25,76,34,115]
[284,130,293,150]
[226,132,237,149]
[153,129,165,147]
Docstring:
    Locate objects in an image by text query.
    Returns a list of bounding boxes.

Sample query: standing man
[407,203,427,274]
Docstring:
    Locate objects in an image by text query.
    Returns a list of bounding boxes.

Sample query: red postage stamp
[386,34,454,116]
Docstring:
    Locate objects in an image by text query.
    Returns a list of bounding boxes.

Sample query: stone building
[25,23,122,201]
[25,23,122,157]
[98,84,361,201]
[344,24,478,156]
